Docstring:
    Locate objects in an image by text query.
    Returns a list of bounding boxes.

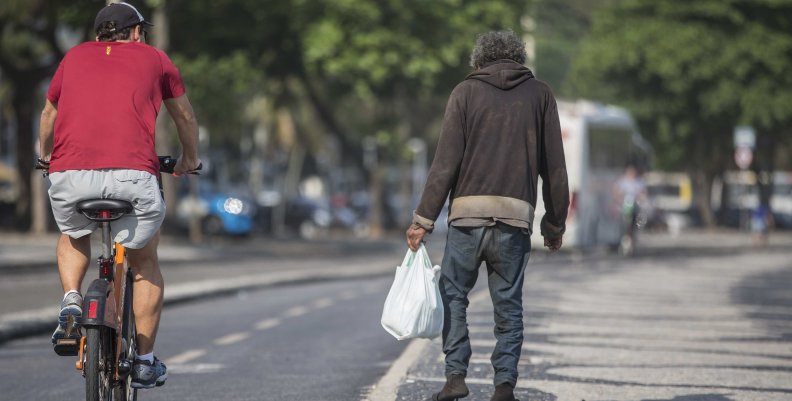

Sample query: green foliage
[0,0,100,229]
[168,0,531,164]
[299,0,528,98]
[171,51,262,150]
[1,0,544,230]
[534,0,615,96]
[568,0,792,170]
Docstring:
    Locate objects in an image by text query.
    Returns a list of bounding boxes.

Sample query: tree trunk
[274,108,302,238]
[13,88,34,231]
[31,169,49,234]
[367,164,385,239]
[150,0,181,231]
[692,169,716,228]
[691,127,717,228]
[1,3,67,232]
[753,131,775,210]
[295,72,364,172]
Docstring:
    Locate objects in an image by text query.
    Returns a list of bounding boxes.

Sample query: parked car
[711,171,792,229]
[0,161,18,205]
[254,191,370,239]
[176,182,256,236]
[711,171,758,228]
[771,172,792,228]
[644,172,695,233]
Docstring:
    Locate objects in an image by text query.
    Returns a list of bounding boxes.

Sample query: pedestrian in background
[406,31,569,401]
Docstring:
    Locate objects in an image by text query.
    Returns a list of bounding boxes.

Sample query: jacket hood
[465,60,534,90]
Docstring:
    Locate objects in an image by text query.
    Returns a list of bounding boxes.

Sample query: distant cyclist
[614,164,647,254]
[38,2,200,389]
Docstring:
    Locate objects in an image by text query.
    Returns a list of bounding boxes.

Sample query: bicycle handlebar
[35,158,50,171]
[35,157,202,175]
[158,156,202,175]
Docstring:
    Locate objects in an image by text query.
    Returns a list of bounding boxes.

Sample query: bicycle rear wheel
[85,326,113,401]
[114,269,137,401]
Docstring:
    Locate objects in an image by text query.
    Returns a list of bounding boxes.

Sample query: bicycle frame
[82,218,121,331]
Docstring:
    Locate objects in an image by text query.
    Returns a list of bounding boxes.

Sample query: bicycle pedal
[53,338,80,356]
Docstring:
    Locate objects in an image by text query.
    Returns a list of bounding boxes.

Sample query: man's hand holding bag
[381,244,444,340]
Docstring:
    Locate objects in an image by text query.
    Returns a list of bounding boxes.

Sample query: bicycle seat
[77,199,134,221]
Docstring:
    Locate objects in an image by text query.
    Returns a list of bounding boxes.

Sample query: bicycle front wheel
[85,326,113,401]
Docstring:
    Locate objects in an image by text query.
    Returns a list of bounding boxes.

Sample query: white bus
[533,99,650,249]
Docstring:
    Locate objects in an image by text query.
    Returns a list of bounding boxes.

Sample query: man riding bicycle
[38,2,200,389]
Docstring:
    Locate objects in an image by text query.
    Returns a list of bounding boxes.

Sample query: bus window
[588,125,633,170]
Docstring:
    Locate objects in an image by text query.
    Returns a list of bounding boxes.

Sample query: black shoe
[490,383,519,401]
[430,374,469,401]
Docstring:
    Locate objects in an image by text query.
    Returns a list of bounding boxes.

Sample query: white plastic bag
[381,244,443,340]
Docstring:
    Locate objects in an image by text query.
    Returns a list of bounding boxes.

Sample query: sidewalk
[0,231,403,344]
[368,229,792,401]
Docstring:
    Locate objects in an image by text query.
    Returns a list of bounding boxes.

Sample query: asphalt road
[0,276,407,401]
[3,231,792,401]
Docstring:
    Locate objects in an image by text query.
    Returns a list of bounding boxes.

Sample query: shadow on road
[643,395,735,401]
[732,264,792,341]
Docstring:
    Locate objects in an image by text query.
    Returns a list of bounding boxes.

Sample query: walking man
[406,31,569,401]
[39,2,200,389]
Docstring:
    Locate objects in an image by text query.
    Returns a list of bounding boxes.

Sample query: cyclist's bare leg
[126,231,164,355]
[57,234,90,293]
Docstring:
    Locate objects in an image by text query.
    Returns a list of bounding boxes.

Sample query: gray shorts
[48,169,165,249]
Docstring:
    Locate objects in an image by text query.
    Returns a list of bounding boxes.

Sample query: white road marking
[214,331,250,345]
[255,318,282,330]
[312,297,334,309]
[284,306,309,317]
[166,349,207,365]
[167,363,224,374]
[338,290,359,300]
[365,289,493,401]
[366,339,433,401]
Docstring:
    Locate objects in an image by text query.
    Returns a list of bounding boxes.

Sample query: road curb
[0,238,401,274]
[0,265,395,345]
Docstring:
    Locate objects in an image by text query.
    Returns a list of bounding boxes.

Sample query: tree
[0,1,97,230]
[568,0,792,225]
[170,52,263,164]
[167,0,532,232]
[533,0,616,97]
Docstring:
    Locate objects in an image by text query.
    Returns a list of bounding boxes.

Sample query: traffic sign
[734,126,756,149]
[734,146,753,170]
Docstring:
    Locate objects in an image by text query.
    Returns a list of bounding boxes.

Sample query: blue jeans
[439,223,531,387]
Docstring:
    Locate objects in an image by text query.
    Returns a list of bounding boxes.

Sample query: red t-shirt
[47,41,186,175]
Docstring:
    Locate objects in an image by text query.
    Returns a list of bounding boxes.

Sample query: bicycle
[618,193,648,257]
[41,156,199,401]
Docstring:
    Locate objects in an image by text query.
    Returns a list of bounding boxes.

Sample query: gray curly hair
[469,30,527,69]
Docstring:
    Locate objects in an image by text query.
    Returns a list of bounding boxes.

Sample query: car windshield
[776,185,792,196]
[648,184,679,197]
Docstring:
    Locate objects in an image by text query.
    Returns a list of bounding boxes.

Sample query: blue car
[176,184,256,236]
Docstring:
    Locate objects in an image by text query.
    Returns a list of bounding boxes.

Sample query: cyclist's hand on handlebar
[173,156,202,176]
[35,158,51,176]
